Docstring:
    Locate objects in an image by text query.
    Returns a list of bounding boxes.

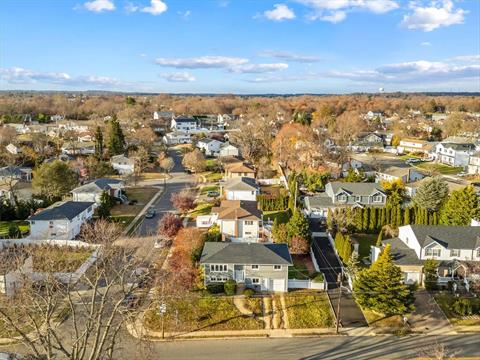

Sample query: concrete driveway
[409,289,454,334]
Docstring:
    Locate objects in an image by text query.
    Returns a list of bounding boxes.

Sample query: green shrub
[451,298,473,316]
[312,273,324,283]
[206,283,224,294]
[224,280,236,296]
[244,288,255,298]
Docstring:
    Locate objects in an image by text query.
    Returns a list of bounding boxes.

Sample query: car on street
[405,158,422,164]
[145,206,156,219]
[207,190,220,197]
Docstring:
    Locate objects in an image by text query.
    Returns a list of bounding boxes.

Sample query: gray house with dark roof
[223,177,259,201]
[435,142,476,167]
[28,201,96,240]
[304,182,386,218]
[200,242,292,292]
[71,178,125,204]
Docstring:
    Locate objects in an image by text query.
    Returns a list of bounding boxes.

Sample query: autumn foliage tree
[158,213,183,238]
[171,189,196,213]
[290,236,309,254]
[182,148,206,173]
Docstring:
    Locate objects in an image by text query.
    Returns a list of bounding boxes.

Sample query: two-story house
[110,155,135,175]
[224,162,255,179]
[468,152,480,175]
[71,178,125,204]
[200,242,292,292]
[380,224,480,285]
[376,165,426,184]
[0,166,32,182]
[223,177,260,201]
[211,200,262,242]
[29,201,96,240]
[162,131,192,145]
[435,142,476,167]
[304,182,387,218]
[397,138,436,155]
[219,143,240,157]
[197,138,224,156]
[170,116,198,133]
[350,132,385,152]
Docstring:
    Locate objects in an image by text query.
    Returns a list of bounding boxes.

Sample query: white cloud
[401,0,466,32]
[178,10,191,19]
[161,72,196,82]
[0,67,120,88]
[245,73,319,83]
[141,0,167,15]
[155,56,249,69]
[83,0,115,12]
[260,50,320,63]
[451,55,480,62]
[230,63,288,73]
[421,41,432,46]
[264,4,296,21]
[298,0,398,22]
[125,2,139,13]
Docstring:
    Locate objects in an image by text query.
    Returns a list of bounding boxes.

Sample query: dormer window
[338,194,347,202]
[373,195,382,203]
[450,249,460,257]
[425,248,441,257]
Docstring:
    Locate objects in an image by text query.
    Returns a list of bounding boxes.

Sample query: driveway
[409,289,453,334]
[136,148,196,236]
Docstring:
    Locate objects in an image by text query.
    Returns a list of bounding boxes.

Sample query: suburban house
[170,116,198,133]
[223,177,260,201]
[71,178,125,204]
[378,224,480,285]
[224,162,255,179]
[218,143,240,157]
[61,142,95,156]
[366,111,384,119]
[162,131,192,145]
[154,111,174,121]
[0,166,32,182]
[350,132,385,152]
[6,143,20,155]
[110,155,135,175]
[197,138,223,156]
[376,165,426,184]
[200,242,292,292]
[397,139,436,155]
[435,142,476,167]
[211,200,263,242]
[28,201,96,240]
[304,182,387,218]
[468,153,480,175]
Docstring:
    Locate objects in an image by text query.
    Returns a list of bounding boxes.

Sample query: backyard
[0,221,30,238]
[29,245,93,272]
[263,210,291,224]
[283,291,334,328]
[351,233,377,260]
[188,202,214,219]
[415,163,463,175]
[143,294,264,333]
[288,255,316,280]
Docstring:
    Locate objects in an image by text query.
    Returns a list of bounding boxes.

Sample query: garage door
[404,272,421,284]
[273,279,285,292]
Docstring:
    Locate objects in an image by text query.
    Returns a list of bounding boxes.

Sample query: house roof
[377,164,412,178]
[212,200,262,220]
[198,138,222,145]
[305,193,334,209]
[71,178,122,194]
[219,156,244,165]
[407,225,480,250]
[439,142,475,152]
[0,166,32,177]
[174,116,197,123]
[328,182,385,196]
[224,177,259,192]
[383,237,424,266]
[226,162,255,174]
[111,155,134,164]
[200,242,292,265]
[29,201,94,221]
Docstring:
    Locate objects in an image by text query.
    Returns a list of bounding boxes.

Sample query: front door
[234,265,245,283]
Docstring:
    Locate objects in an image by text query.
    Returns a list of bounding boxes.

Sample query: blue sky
[1,0,479,93]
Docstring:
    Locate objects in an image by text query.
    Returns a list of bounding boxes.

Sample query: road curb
[123,186,165,236]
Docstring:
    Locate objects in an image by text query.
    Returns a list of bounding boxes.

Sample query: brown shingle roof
[226,163,255,174]
[212,200,262,220]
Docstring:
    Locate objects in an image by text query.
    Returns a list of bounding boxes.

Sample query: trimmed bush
[451,298,473,316]
[312,273,325,283]
[206,283,224,294]
[244,288,255,298]
[224,279,236,296]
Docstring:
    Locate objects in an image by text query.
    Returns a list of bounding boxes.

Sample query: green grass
[288,264,310,280]
[362,308,405,328]
[434,294,480,326]
[244,297,263,317]
[109,215,135,229]
[124,187,159,204]
[144,294,263,333]
[351,233,378,259]
[189,202,214,218]
[204,172,223,182]
[200,185,220,195]
[0,221,30,237]
[284,291,334,328]
[415,163,463,175]
[263,210,291,224]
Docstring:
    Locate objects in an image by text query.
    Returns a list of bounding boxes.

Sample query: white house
[5,143,20,155]
[61,142,95,156]
[435,142,476,167]
[162,131,192,145]
[397,139,435,155]
[71,178,125,204]
[110,155,135,175]
[212,200,263,243]
[197,138,223,156]
[223,177,260,201]
[218,143,239,157]
[28,201,96,240]
[171,116,198,133]
[468,153,480,175]
[376,165,426,184]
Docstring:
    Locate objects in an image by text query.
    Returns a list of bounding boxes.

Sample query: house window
[251,265,259,270]
[245,221,254,225]
[450,249,460,257]
[355,196,361,202]
[425,248,441,257]
[211,264,228,272]
[338,194,347,202]
[273,265,282,271]
[251,278,260,284]
[373,195,383,203]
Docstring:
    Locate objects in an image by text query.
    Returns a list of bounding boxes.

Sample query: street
[113,335,480,360]
[137,148,195,236]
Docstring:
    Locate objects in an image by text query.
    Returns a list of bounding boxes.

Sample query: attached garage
[404,271,422,285]
[262,278,286,292]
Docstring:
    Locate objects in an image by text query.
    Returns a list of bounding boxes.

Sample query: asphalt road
[113,335,480,360]
[137,149,195,236]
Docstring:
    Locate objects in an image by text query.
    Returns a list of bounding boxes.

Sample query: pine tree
[286,210,310,241]
[353,244,415,316]
[432,211,438,225]
[326,209,334,230]
[362,208,369,232]
[107,116,125,155]
[95,126,104,159]
[440,185,480,225]
[97,190,112,218]
[343,235,352,261]
[412,177,449,212]
[396,205,402,228]
[379,207,386,228]
[403,207,411,225]
[355,208,363,231]
[369,208,377,232]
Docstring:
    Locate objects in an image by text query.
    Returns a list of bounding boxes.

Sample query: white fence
[0,238,98,250]
[257,178,281,185]
[288,279,326,290]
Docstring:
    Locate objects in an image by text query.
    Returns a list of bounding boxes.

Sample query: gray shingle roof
[409,225,480,250]
[305,193,334,209]
[440,143,475,152]
[328,182,385,196]
[200,243,292,265]
[224,177,259,192]
[71,178,122,194]
[383,237,424,266]
[174,116,197,123]
[29,201,94,221]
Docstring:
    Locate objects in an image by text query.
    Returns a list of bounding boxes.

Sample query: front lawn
[283,291,334,328]
[362,308,405,329]
[109,215,135,229]
[0,221,30,238]
[415,163,463,175]
[263,210,291,224]
[351,233,377,260]
[144,294,263,333]
[434,293,480,326]
[204,172,223,182]
[188,202,214,218]
[200,185,220,195]
[110,187,159,217]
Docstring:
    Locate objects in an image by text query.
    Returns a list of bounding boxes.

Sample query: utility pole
[335,272,342,335]
[294,178,298,210]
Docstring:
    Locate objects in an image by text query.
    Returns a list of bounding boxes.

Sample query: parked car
[207,190,220,198]
[145,207,156,219]
[457,172,467,177]
[405,158,422,164]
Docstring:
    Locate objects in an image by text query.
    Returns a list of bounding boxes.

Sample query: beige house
[224,162,255,179]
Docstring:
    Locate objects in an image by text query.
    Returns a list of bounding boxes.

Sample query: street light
[159,302,167,339]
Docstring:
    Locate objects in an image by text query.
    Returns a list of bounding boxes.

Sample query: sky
[0,0,479,94]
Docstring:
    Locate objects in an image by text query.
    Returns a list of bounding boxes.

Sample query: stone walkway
[262,296,273,330]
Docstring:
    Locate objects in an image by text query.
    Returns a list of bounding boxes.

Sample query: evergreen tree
[286,210,310,241]
[369,208,377,232]
[423,259,439,291]
[95,126,104,159]
[355,208,363,231]
[343,234,352,261]
[440,186,480,225]
[432,212,438,225]
[97,190,112,218]
[403,207,411,225]
[326,209,334,230]
[362,208,369,232]
[353,244,415,316]
[376,229,383,247]
[379,207,386,228]
[412,177,449,212]
[107,116,125,155]
[396,205,402,228]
